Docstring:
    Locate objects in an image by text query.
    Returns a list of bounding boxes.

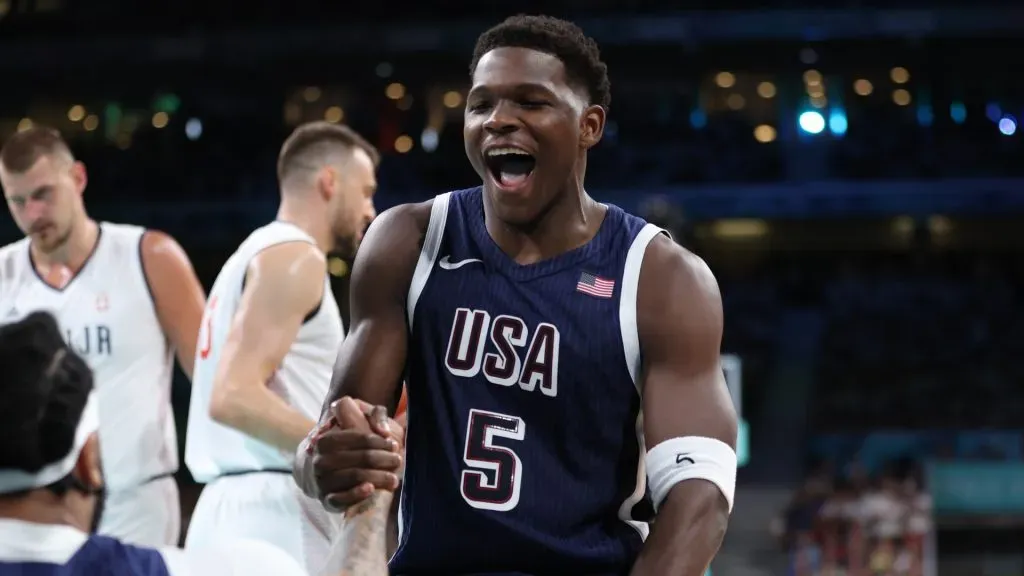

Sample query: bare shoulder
[358,199,433,261]
[350,199,434,296]
[138,229,201,288]
[140,229,190,262]
[637,234,723,340]
[243,241,327,310]
[250,241,326,277]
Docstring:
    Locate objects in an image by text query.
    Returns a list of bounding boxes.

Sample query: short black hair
[470,15,612,111]
[0,312,93,480]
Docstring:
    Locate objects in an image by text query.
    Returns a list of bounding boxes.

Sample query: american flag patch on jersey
[576,271,615,298]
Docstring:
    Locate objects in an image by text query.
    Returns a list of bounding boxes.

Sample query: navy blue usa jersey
[0,532,169,576]
[391,187,667,576]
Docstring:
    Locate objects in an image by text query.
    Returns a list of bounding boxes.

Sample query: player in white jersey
[0,312,391,576]
[184,121,380,572]
[0,128,206,548]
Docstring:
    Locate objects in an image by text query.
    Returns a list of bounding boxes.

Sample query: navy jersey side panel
[392,187,654,576]
[0,535,171,576]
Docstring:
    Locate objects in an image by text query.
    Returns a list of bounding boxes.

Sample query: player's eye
[467,102,492,113]
[519,100,548,109]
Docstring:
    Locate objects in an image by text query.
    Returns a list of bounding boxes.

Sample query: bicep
[637,240,738,524]
[220,249,323,380]
[327,205,425,415]
[639,240,736,448]
[332,306,408,410]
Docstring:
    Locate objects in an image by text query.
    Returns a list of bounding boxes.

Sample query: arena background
[3,1,1024,574]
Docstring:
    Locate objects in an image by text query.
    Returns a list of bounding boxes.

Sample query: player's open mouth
[484,148,536,191]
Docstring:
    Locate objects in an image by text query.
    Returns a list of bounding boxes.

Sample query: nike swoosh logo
[439,255,483,270]
[676,453,695,465]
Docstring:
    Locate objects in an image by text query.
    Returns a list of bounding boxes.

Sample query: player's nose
[482,102,520,135]
[23,199,47,222]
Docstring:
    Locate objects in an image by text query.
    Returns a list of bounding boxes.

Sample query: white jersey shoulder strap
[406,192,451,328]
[619,223,669,393]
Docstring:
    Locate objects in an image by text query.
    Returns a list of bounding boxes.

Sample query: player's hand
[307,397,404,511]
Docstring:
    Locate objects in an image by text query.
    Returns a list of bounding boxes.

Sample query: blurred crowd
[774,461,933,576]
[816,255,1024,430]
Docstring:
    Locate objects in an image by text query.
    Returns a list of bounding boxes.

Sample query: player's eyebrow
[468,82,556,99]
[8,185,51,202]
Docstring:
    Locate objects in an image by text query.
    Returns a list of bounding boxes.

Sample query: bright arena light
[798,111,826,135]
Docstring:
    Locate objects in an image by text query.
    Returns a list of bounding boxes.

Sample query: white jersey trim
[406,192,451,330]
[620,223,667,389]
[616,222,668,541]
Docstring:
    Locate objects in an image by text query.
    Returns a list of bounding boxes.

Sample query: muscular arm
[319,202,429,418]
[631,236,738,576]
[207,242,326,451]
[295,203,428,503]
[140,230,206,380]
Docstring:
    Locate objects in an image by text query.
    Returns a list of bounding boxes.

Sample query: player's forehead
[470,47,570,97]
[0,155,61,196]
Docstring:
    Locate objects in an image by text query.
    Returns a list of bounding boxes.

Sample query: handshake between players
[294,396,406,575]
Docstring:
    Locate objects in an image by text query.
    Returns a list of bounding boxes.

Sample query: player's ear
[316,167,337,202]
[69,161,87,197]
[579,104,606,150]
[75,434,104,490]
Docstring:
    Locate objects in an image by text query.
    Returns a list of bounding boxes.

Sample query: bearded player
[0,127,205,547]
[183,121,381,572]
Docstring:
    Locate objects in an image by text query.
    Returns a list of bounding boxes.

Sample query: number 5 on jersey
[460,408,526,512]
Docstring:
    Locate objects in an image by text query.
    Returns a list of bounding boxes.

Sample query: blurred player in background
[0,311,391,576]
[298,15,738,575]
[184,121,381,572]
[0,128,206,547]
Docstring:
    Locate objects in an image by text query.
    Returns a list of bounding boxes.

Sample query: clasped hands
[302,397,406,512]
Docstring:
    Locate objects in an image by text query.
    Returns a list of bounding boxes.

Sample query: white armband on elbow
[646,436,737,514]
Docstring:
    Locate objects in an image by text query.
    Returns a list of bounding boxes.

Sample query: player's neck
[276,203,330,254]
[0,493,87,533]
[486,189,606,265]
[30,218,99,272]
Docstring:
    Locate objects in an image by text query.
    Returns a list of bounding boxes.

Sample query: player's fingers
[351,398,379,414]
[314,428,395,453]
[385,416,406,447]
[324,483,374,512]
[367,405,392,438]
[305,416,338,454]
[312,449,402,473]
[332,397,371,432]
[318,468,400,496]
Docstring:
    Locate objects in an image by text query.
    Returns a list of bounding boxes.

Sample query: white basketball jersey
[0,222,177,491]
[185,221,343,483]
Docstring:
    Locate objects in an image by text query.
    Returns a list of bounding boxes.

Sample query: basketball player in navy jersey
[297,15,738,575]
[0,312,393,576]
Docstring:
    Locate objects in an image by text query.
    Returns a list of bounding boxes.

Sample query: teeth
[486,147,530,157]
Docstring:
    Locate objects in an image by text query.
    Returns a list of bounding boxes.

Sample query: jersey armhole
[618,223,669,393]
[240,240,324,325]
[616,222,666,542]
[406,192,451,329]
[136,230,160,315]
